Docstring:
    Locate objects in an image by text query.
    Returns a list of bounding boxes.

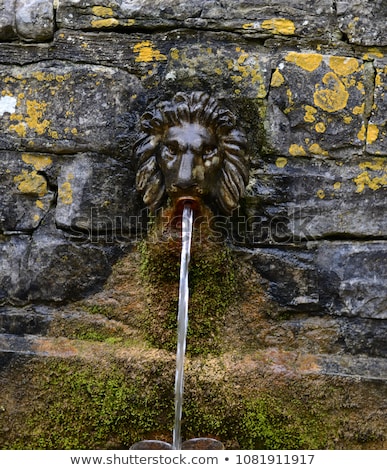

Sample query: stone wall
[0,0,386,449]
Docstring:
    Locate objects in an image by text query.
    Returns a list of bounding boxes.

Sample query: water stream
[172,203,194,450]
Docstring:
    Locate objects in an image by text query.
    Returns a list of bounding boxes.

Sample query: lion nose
[176,152,196,189]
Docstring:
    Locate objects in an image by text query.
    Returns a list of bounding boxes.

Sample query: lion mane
[134,91,249,214]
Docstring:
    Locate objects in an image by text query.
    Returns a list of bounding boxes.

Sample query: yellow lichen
[49,130,59,139]
[133,41,167,63]
[271,69,285,87]
[357,124,366,141]
[313,72,348,113]
[237,50,249,65]
[261,18,295,35]
[227,49,267,98]
[329,57,359,76]
[275,157,288,168]
[9,122,26,137]
[356,81,365,94]
[32,71,71,82]
[309,143,328,155]
[366,124,379,145]
[375,73,383,87]
[333,182,341,190]
[304,105,317,123]
[284,88,294,113]
[58,174,74,205]
[354,172,387,193]
[315,122,326,133]
[285,52,323,72]
[352,104,364,115]
[242,23,254,30]
[289,144,307,156]
[170,48,179,60]
[14,170,47,196]
[22,153,52,171]
[359,159,385,172]
[91,18,119,28]
[353,159,387,192]
[362,48,384,60]
[92,6,114,17]
[316,189,325,199]
[231,75,243,83]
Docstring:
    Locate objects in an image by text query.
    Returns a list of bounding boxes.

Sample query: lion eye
[166,143,179,155]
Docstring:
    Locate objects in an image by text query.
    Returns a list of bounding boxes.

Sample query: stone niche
[0,0,386,450]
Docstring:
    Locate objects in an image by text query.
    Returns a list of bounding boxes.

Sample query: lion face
[135,92,249,214]
[159,122,222,200]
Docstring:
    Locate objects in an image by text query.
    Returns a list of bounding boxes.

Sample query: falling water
[172,203,194,450]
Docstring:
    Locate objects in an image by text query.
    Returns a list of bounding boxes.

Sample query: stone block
[0,214,117,304]
[55,154,140,237]
[244,156,387,242]
[317,241,387,320]
[0,63,144,155]
[25,218,113,302]
[0,151,55,232]
[248,241,387,320]
[57,0,337,40]
[266,53,370,156]
[15,0,54,42]
[248,247,319,312]
[337,0,387,46]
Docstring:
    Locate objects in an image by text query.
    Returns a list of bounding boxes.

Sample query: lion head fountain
[135,91,249,217]
[132,92,250,450]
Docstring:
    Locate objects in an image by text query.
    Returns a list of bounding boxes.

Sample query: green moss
[82,304,117,318]
[138,237,238,355]
[8,358,174,450]
[2,350,385,450]
[238,396,331,450]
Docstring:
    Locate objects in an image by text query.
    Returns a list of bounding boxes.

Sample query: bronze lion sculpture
[134,91,249,214]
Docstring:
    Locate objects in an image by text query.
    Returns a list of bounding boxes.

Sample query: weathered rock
[246,247,320,311]
[247,242,387,320]
[316,241,387,320]
[57,0,338,40]
[244,155,387,242]
[55,153,139,237]
[26,215,119,303]
[0,63,145,155]
[0,151,55,233]
[337,0,387,46]
[0,214,119,304]
[266,53,372,156]
[15,0,54,42]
